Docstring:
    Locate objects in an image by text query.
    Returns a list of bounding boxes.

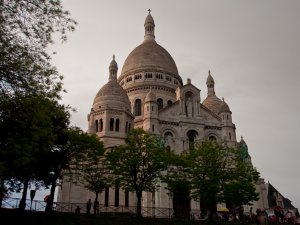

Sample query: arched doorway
[187,130,198,150]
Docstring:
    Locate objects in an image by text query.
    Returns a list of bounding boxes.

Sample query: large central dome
[118,12,182,85]
[120,41,179,77]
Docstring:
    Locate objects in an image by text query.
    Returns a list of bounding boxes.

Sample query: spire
[109,55,118,81]
[206,70,215,96]
[144,9,155,42]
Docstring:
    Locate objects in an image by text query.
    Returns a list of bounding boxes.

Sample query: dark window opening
[164,131,173,139]
[110,118,114,131]
[115,119,120,132]
[157,98,163,111]
[125,121,128,134]
[187,130,198,150]
[209,136,217,141]
[135,99,142,116]
[95,120,98,132]
[167,100,172,107]
[100,119,103,132]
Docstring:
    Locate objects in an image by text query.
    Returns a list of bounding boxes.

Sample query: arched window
[115,119,120,132]
[209,136,217,141]
[110,118,114,131]
[100,119,103,132]
[95,120,98,132]
[167,100,172,107]
[164,131,173,139]
[135,99,142,116]
[157,98,163,110]
[187,130,198,150]
[229,132,231,140]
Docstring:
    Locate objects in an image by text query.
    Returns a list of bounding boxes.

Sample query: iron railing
[1,197,177,218]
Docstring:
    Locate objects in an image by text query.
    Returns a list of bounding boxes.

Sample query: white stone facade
[57,12,261,216]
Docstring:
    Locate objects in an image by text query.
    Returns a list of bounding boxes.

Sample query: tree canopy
[0,0,76,98]
[106,128,170,217]
[180,140,259,221]
[0,0,77,209]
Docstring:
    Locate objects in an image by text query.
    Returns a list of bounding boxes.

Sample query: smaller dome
[93,79,131,111]
[219,98,231,113]
[145,88,156,102]
[92,56,131,111]
[202,95,223,114]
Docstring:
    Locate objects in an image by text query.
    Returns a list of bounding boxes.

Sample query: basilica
[57,12,294,217]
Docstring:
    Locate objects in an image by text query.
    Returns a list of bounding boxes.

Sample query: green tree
[0,94,70,210]
[185,140,236,221]
[44,127,104,212]
[223,159,260,213]
[162,151,192,218]
[75,154,112,211]
[0,0,76,98]
[0,0,77,208]
[106,128,169,217]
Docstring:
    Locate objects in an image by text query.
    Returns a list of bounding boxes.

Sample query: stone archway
[187,130,198,150]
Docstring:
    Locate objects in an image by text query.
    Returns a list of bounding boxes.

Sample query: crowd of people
[73,200,300,224]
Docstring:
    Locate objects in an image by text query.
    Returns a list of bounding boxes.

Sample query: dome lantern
[144,9,155,42]
[206,70,215,96]
[109,55,118,81]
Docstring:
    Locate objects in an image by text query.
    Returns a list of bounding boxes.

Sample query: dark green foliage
[185,141,235,220]
[181,140,259,221]
[0,0,77,208]
[44,127,104,212]
[0,94,71,209]
[223,159,260,208]
[0,0,76,98]
[66,131,107,203]
[106,128,170,217]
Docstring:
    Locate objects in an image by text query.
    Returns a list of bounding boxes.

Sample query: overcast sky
[46,0,300,209]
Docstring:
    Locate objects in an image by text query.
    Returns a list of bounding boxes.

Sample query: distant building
[57,11,296,216]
